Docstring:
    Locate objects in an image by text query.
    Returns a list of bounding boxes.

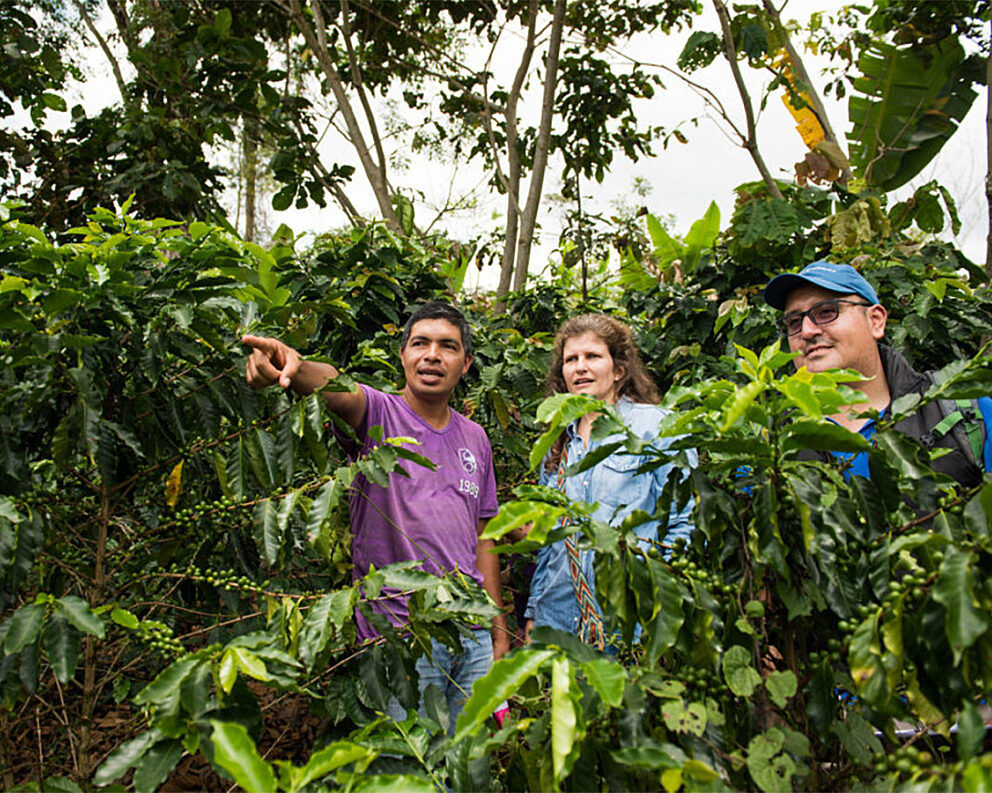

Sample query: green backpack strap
[933,397,985,466]
[927,366,986,469]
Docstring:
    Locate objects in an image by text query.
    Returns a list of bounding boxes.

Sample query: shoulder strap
[927,369,985,468]
[556,448,605,651]
[933,399,985,465]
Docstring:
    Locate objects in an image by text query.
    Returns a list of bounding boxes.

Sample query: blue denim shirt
[524,399,697,634]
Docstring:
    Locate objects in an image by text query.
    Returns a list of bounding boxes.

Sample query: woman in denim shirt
[523,314,696,644]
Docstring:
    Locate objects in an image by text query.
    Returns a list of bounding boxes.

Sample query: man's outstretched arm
[242,334,366,429]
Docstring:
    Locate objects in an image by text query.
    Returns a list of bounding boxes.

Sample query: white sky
[47,1,992,290]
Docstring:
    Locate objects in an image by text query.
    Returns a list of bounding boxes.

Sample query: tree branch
[292,114,366,225]
[513,0,567,292]
[243,115,258,241]
[285,0,401,230]
[496,0,538,305]
[714,0,784,199]
[600,44,749,148]
[760,0,851,183]
[104,0,135,51]
[339,0,390,185]
[346,0,503,105]
[72,0,127,102]
[478,21,513,200]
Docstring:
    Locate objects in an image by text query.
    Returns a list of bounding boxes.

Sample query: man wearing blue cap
[764,261,992,486]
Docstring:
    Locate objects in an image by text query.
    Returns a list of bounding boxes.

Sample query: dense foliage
[0,202,553,790]
[3,1,992,790]
[1,185,992,791]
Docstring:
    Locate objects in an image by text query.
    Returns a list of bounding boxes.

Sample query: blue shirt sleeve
[525,458,555,620]
[628,403,697,556]
[978,396,992,473]
[524,544,550,620]
[538,461,552,488]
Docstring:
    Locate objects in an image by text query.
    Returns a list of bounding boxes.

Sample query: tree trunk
[496,166,522,307]
[287,0,401,232]
[339,0,390,186]
[73,0,128,102]
[760,0,851,183]
[577,175,588,303]
[495,0,538,311]
[512,0,567,292]
[244,116,258,241]
[714,0,784,200]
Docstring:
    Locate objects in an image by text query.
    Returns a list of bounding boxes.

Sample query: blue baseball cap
[763,261,879,310]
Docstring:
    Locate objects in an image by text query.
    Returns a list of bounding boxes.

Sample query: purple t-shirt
[342,385,498,637]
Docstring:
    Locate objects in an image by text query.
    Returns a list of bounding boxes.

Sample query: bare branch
[495,0,539,305]
[478,20,513,198]
[292,114,366,225]
[72,0,127,102]
[713,0,785,199]
[513,0,567,291]
[285,0,401,230]
[599,43,747,143]
[339,0,390,186]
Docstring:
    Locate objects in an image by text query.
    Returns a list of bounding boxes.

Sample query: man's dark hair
[401,301,473,357]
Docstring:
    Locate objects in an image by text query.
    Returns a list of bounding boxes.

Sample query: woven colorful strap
[557,447,605,651]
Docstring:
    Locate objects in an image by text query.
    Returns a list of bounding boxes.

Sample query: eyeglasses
[780,298,872,336]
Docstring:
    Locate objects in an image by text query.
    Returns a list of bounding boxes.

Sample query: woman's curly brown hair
[543,314,659,472]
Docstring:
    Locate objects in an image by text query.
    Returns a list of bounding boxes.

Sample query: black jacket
[799,344,983,488]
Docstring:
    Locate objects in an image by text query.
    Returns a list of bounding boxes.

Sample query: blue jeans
[388,627,493,736]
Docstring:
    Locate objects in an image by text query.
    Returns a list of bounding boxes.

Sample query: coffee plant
[1,196,992,791]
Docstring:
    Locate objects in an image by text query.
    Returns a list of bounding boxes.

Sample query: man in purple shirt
[243,302,508,729]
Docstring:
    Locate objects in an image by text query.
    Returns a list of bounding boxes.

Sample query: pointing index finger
[279,347,301,389]
[241,334,271,351]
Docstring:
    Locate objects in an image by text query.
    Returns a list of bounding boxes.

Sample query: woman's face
[561,331,623,404]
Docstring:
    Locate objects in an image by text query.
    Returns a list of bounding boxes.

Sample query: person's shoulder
[450,407,493,443]
[362,385,400,408]
[618,400,672,443]
[622,399,668,423]
[360,386,414,426]
[450,406,489,434]
[624,400,667,415]
[358,383,381,399]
